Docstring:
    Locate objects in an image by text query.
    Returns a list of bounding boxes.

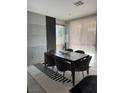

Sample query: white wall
[56,19,66,25]
[27,11,47,66]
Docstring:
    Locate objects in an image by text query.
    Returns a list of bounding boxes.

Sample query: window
[56,25,65,50]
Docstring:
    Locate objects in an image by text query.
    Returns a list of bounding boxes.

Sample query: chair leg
[62,72,65,84]
[44,63,47,68]
[82,72,84,78]
[56,69,58,73]
[52,66,54,70]
[87,69,89,75]
[70,73,72,80]
[63,72,65,77]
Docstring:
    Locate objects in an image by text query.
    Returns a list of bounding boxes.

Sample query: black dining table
[49,50,89,86]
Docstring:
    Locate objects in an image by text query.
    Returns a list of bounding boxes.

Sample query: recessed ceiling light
[73,1,84,6]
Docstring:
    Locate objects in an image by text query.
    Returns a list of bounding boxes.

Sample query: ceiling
[27,0,97,21]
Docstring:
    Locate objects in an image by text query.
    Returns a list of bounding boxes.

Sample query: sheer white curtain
[66,15,97,68]
[67,15,97,53]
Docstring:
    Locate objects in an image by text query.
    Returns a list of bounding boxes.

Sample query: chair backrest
[76,56,92,71]
[55,57,70,72]
[65,48,73,52]
[45,53,55,66]
[75,50,85,54]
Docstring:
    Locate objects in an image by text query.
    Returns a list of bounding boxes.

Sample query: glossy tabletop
[52,50,89,62]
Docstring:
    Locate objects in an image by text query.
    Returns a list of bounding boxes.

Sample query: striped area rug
[28,63,96,93]
[34,63,72,83]
[28,65,73,93]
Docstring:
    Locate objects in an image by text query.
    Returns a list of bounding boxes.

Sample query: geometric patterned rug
[34,63,72,84]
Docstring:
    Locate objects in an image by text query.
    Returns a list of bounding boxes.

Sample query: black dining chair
[75,50,85,54]
[55,57,71,77]
[44,52,56,69]
[65,48,73,52]
[70,75,97,93]
[75,56,92,78]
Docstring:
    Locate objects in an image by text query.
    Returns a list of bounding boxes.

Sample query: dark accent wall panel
[46,16,56,50]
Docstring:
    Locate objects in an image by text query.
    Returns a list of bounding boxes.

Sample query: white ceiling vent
[74,1,84,6]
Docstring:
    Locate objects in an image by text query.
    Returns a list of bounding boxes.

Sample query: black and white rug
[34,63,71,83]
[28,64,73,93]
[27,63,96,93]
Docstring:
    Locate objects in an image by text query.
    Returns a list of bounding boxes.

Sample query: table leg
[71,63,75,86]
